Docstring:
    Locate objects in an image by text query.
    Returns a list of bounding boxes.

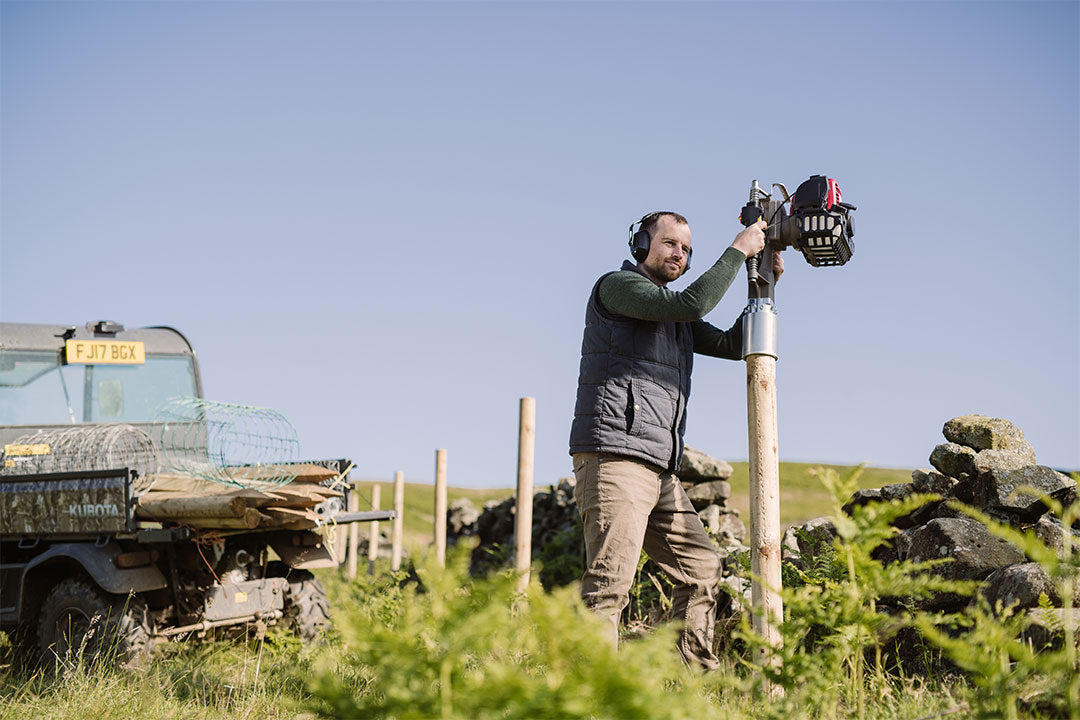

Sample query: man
[568,211,781,669]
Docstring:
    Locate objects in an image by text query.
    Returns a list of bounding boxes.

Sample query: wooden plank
[182,508,264,529]
[137,488,284,514]
[262,488,322,509]
[144,464,342,493]
[136,493,248,519]
[261,506,321,524]
[223,463,340,484]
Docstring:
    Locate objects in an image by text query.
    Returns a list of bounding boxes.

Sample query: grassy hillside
[725,461,912,526]
[353,461,912,549]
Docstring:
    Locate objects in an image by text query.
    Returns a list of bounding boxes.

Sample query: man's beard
[651,259,684,283]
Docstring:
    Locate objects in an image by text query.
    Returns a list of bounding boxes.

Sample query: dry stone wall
[447,416,1078,644]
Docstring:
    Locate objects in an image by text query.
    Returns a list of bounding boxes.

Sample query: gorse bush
[306,545,714,720]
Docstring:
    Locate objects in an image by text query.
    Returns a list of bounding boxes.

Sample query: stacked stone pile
[782,414,1079,647]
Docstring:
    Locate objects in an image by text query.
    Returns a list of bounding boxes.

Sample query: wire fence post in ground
[391,470,404,572]
[368,484,381,575]
[514,397,535,593]
[347,487,359,580]
[434,449,447,568]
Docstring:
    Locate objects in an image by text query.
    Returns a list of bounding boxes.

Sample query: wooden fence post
[747,353,783,689]
[346,487,359,580]
[368,485,381,575]
[434,449,447,567]
[391,470,404,572]
[514,397,535,593]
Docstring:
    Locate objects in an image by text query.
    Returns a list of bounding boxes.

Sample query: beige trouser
[572,452,722,670]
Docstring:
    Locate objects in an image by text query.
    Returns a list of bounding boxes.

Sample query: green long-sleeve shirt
[597,246,747,360]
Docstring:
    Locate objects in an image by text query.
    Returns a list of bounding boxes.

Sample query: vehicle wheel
[267,562,330,643]
[36,578,151,671]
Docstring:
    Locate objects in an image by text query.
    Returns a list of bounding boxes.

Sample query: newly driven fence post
[514,397,535,592]
[346,487,359,580]
[391,470,404,572]
[368,484,381,575]
[434,449,447,567]
[746,354,783,673]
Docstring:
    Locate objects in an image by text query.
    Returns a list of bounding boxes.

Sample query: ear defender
[628,219,652,262]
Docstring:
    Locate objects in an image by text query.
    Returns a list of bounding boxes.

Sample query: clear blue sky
[2,1,1077,488]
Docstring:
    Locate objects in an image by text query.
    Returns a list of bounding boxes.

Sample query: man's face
[640,215,691,285]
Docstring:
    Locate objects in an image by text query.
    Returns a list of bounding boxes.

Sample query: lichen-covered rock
[973,466,1077,521]
[943,415,1033,454]
[929,442,977,479]
[973,446,1037,473]
[782,527,802,566]
[684,480,731,510]
[447,498,480,536]
[904,499,963,528]
[795,517,837,558]
[904,517,1025,581]
[953,473,976,503]
[1025,608,1080,650]
[842,488,882,515]
[699,504,746,545]
[894,527,915,561]
[881,483,915,502]
[679,445,734,481]
[1033,515,1080,560]
[714,512,746,545]
[981,562,1060,610]
[699,504,722,535]
[911,468,958,496]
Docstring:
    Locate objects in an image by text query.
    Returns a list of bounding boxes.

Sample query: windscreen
[0,350,199,425]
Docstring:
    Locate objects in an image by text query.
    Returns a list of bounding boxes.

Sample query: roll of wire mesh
[2,424,160,494]
[152,397,300,488]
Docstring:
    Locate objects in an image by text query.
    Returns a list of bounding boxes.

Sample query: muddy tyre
[36,578,151,671]
[267,562,330,642]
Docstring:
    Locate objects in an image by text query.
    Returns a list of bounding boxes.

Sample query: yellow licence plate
[65,339,145,365]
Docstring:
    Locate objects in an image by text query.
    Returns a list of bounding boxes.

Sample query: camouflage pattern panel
[0,469,133,535]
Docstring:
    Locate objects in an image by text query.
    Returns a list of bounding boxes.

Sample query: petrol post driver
[736,175,857,677]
